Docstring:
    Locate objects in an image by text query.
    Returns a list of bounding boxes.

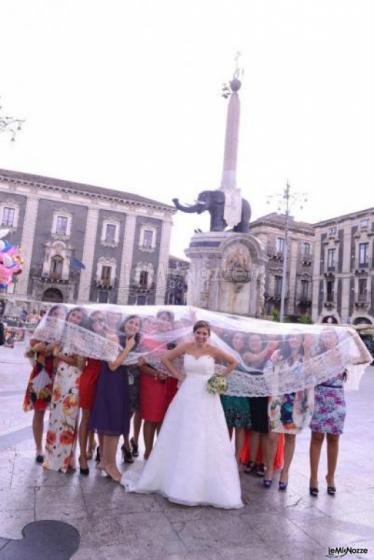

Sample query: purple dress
[310,374,346,435]
[89,361,131,436]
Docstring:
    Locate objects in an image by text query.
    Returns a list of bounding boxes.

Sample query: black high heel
[309,487,319,497]
[79,457,89,476]
[327,485,336,496]
[35,454,44,464]
[121,444,134,464]
[130,437,139,458]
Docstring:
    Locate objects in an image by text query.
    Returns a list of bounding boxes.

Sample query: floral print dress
[43,351,83,473]
[310,374,346,435]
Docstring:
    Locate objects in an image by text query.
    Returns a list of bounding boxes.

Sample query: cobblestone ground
[0,340,373,560]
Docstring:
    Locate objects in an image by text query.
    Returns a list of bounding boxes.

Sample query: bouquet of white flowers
[207,374,227,395]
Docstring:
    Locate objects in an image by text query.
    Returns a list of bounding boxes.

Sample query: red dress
[79,358,101,410]
[139,336,178,423]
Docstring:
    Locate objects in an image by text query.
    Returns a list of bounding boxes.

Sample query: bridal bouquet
[207,374,227,395]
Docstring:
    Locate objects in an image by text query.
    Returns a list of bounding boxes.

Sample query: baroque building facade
[312,207,374,325]
[250,213,314,320]
[0,169,175,306]
[250,208,374,325]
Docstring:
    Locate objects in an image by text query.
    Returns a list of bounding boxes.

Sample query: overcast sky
[1,0,373,258]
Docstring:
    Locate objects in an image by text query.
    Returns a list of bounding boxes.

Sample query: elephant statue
[173,189,251,233]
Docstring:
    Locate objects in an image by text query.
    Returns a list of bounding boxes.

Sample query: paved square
[0,343,373,560]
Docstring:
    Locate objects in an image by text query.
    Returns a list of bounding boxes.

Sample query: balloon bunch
[0,229,24,289]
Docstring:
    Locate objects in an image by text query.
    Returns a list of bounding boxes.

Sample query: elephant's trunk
[172,198,207,214]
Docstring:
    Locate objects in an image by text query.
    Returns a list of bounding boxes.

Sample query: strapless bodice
[183,354,215,378]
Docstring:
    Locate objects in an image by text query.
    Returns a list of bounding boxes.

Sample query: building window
[134,262,154,289]
[101,220,120,246]
[98,291,109,303]
[56,216,68,235]
[1,207,15,227]
[303,242,311,256]
[359,243,369,267]
[326,279,334,302]
[327,248,336,268]
[139,225,157,250]
[52,211,72,237]
[50,255,64,280]
[301,280,309,300]
[276,238,284,254]
[139,270,149,289]
[358,278,367,296]
[105,224,116,243]
[101,266,112,282]
[275,275,282,298]
[328,226,337,236]
[143,230,154,249]
[360,218,369,230]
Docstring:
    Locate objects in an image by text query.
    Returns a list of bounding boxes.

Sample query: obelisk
[220,56,243,229]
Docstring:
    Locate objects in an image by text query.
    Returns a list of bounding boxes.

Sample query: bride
[122,320,243,509]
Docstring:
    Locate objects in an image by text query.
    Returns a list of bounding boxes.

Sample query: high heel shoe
[121,444,134,464]
[35,454,44,464]
[309,487,319,497]
[130,437,139,458]
[278,481,288,491]
[263,479,273,489]
[244,460,256,475]
[326,475,336,496]
[79,457,89,476]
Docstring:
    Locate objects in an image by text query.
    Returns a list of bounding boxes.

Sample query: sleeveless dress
[123,354,243,509]
[310,374,346,435]
[43,351,83,473]
[89,361,131,436]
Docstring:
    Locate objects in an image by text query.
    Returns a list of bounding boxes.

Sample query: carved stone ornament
[222,243,252,283]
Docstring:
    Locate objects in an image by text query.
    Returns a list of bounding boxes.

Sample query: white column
[341,222,352,322]
[16,197,39,297]
[117,213,137,304]
[312,233,322,322]
[155,219,172,305]
[77,207,99,303]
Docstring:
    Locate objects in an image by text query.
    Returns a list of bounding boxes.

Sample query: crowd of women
[23,304,370,504]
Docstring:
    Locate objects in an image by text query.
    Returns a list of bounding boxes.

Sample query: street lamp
[267,182,308,322]
[0,98,25,141]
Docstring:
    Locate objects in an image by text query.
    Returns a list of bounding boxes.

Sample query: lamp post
[267,182,308,322]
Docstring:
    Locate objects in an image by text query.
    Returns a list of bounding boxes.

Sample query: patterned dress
[310,374,346,435]
[23,352,55,412]
[43,352,83,473]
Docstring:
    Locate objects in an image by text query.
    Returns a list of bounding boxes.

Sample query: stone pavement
[0,342,374,560]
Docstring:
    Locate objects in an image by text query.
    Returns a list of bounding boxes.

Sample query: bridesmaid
[139,311,176,460]
[220,331,251,464]
[77,310,107,475]
[308,328,364,496]
[265,332,313,490]
[43,307,87,473]
[23,304,67,463]
[90,314,141,482]
[242,333,278,476]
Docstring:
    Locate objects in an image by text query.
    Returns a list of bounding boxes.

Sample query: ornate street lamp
[267,182,308,322]
[0,98,25,142]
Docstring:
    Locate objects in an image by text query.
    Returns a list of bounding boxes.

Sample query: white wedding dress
[123,354,243,509]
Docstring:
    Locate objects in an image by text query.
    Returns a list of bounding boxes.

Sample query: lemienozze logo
[326,546,369,558]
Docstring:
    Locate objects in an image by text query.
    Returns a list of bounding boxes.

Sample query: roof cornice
[0,169,176,214]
